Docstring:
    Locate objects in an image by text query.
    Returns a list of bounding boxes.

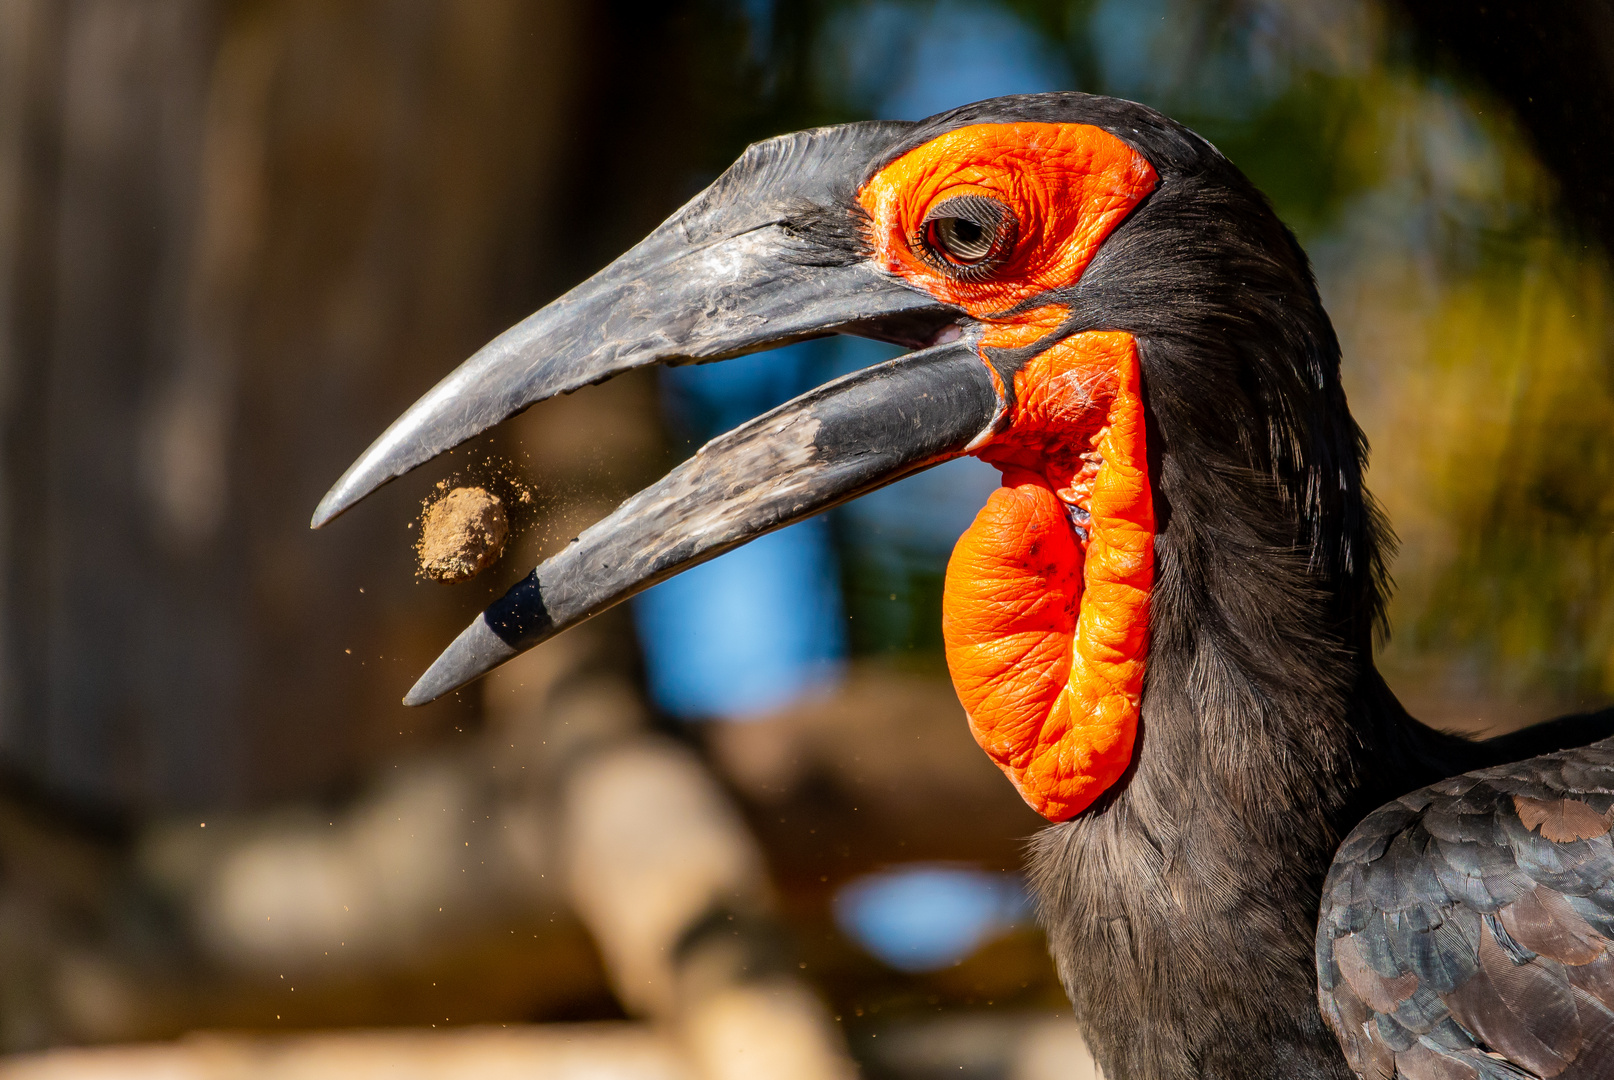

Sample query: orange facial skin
[858,123,1157,318]
[945,333,1153,820]
[860,124,1157,820]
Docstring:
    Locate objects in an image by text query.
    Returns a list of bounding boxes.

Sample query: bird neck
[1026,535,1418,1080]
[1011,157,1461,1075]
[1024,371,1452,1079]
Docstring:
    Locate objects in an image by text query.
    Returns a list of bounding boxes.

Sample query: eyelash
[917,195,1018,280]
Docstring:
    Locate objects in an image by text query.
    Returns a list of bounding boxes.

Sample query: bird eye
[920,195,1017,275]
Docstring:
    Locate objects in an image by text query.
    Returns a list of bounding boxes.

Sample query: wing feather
[1318,738,1614,1079]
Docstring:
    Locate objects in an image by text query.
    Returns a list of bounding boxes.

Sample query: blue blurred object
[634,515,845,719]
[834,864,1032,972]
[633,336,1002,717]
[657,348,820,440]
[823,0,1071,120]
[635,342,849,720]
[1090,0,1288,120]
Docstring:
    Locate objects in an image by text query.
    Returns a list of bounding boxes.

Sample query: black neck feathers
[1022,99,1416,1080]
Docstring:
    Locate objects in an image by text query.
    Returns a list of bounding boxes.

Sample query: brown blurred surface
[0,648,1070,1058]
[0,0,589,809]
[0,1,1612,1077]
[0,1025,692,1080]
[0,1015,1105,1080]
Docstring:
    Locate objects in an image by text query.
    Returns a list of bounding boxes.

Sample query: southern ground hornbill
[313,94,1614,1079]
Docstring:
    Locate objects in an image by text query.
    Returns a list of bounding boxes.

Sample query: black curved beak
[312,123,1003,705]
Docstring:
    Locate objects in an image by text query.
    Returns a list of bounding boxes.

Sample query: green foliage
[1373,241,1614,701]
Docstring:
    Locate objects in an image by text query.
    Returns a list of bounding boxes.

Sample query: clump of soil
[417,486,509,583]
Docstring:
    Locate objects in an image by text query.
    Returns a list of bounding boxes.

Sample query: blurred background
[0,0,1611,1077]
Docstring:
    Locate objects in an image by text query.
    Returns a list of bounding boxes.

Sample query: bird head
[314,94,1383,822]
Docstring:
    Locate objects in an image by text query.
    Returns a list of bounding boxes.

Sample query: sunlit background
[0,0,1610,1077]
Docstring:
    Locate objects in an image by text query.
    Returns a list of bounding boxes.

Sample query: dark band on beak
[311,119,1002,705]
[403,339,997,705]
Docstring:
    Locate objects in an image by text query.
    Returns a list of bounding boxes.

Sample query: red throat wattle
[859,123,1158,821]
[945,332,1152,821]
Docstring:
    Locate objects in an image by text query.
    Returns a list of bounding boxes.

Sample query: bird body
[1033,667,1614,1078]
[317,94,1614,1079]
[1318,733,1614,1080]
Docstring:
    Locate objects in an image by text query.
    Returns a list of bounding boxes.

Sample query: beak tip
[314,426,424,531]
[310,472,370,531]
[403,615,520,706]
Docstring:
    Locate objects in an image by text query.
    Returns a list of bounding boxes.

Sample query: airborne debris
[410,452,540,582]
[417,486,509,583]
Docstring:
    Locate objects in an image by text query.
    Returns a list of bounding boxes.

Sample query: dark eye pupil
[921,196,1013,271]
[937,217,990,261]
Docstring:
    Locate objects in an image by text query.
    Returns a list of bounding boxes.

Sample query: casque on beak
[312,121,1003,705]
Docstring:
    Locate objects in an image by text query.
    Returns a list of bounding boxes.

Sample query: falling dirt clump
[417,486,508,583]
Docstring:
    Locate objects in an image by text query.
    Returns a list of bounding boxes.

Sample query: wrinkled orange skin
[858,123,1156,318]
[859,124,1157,820]
[944,334,1153,820]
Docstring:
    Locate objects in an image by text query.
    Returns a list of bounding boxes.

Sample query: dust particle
[417,487,508,583]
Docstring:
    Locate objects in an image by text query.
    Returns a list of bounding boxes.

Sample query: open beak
[313,123,1004,705]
